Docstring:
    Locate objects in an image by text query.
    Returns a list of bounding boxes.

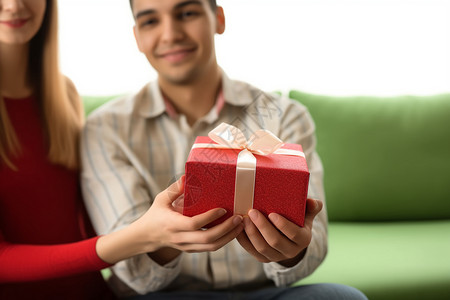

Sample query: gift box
[183,123,309,228]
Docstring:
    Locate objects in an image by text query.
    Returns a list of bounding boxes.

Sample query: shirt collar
[137,81,166,118]
[137,69,255,119]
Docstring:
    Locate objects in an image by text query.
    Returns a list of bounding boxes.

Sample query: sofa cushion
[289,90,450,221]
[295,221,450,300]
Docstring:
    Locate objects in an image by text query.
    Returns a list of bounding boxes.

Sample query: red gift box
[183,127,309,228]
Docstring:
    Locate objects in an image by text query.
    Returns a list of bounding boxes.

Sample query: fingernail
[219,209,227,215]
[269,213,278,223]
[233,215,243,225]
[248,209,258,221]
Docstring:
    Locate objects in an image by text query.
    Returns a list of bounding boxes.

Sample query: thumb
[155,175,185,206]
[303,198,323,229]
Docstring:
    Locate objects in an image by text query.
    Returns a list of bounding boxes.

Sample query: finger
[236,229,270,263]
[248,209,296,259]
[303,199,323,230]
[268,212,310,250]
[180,208,229,231]
[179,222,244,253]
[243,213,284,261]
[174,215,243,245]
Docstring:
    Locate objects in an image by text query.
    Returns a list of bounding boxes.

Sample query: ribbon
[191,123,305,215]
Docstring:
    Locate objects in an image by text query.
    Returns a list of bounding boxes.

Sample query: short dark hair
[129,0,217,12]
[208,0,217,11]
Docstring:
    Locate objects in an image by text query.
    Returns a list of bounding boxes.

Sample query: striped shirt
[81,72,328,296]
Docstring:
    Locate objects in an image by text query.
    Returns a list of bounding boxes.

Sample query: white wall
[58,0,450,96]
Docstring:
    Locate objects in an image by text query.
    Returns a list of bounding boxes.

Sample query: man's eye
[139,18,158,27]
[179,10,200,20]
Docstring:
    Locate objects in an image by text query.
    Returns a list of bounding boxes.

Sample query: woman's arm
[0,233,108,283]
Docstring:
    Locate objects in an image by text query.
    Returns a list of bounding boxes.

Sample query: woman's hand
[144,176,243,248]
[97,176,244,265]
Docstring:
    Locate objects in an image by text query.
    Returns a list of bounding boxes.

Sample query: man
[81,0,367,299]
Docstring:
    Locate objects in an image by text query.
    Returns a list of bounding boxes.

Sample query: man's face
[132,0,225,85]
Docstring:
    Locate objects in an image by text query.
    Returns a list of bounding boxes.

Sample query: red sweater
[0,96,115,299]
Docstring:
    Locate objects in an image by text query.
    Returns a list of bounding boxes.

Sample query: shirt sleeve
[0,232,109,282]
[263,98,328,286]
[80,110,182,295]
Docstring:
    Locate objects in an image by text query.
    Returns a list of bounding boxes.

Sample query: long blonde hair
[0,0,83,170]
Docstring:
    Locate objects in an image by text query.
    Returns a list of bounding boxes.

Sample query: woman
[0,0,152,298]
[0,0,118,298]
[0,1,243,298]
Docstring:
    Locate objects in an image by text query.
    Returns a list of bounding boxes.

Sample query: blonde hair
[0,0,83,170]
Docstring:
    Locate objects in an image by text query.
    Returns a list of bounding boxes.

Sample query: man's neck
[0,43,32,98]
[158,66,222,126]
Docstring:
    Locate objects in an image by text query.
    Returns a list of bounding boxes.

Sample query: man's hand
[236,198,323,267]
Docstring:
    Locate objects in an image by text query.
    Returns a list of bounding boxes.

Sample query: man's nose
[160,18,184,43]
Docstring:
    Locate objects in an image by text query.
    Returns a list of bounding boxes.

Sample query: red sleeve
[0,232,111,282]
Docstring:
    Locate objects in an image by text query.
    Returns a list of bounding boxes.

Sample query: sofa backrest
[289,90,450,222]
[82,95,121,116]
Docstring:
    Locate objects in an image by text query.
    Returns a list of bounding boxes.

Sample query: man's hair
[208,0,218,11]
[129,0,217,12]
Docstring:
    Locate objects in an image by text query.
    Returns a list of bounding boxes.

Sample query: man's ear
[215,6,225,34]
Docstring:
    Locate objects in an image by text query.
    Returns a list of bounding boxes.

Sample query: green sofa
[289,91,450,299]
[83,91,450,300]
